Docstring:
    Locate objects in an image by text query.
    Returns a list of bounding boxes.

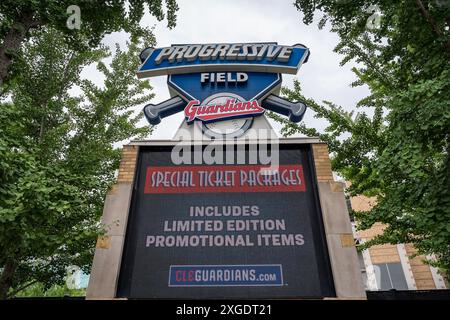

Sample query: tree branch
[415,0,450,53]
[0,9,41,87]
[6,279,39,298]
[0,260,18,299]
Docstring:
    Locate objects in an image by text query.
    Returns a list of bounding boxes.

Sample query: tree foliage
[14,282,86,298]
[0,27,154,298]
[270,0,450,276]
[0,0,178,85]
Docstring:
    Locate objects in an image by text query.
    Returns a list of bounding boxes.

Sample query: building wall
[405,244,438,290]
[358,223,401,264]
[350,195,445,290]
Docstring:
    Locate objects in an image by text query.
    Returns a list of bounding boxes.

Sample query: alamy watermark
[65,265,80,289]
[366,5,382,30]
[171,126,280,171]
[66,5,81,30]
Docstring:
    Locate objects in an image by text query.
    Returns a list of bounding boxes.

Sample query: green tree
[0,27,154,299]
[15,282,86,298]
[270,1,450,276]
[0,0,178,86]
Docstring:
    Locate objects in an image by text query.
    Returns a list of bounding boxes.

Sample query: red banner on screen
[144,164,306,194]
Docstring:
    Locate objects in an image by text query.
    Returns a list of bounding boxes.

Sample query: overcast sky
[84,0,370,140]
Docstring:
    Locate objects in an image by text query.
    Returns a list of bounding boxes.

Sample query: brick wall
[117,145,138,183]
[349,195,377,212]
[405,244,436,290]
[351,196,439,289]
[356,222,402,264]
[312,143,334,182]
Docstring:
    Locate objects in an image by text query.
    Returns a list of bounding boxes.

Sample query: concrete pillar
[86,146,138,299]
[312,143,366,299]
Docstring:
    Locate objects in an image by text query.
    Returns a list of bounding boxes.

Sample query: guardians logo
[184,99,265,123]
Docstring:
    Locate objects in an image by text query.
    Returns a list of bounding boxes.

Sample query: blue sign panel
[168,72,281,102]
[137,43,309,77]
[169,265,283,287]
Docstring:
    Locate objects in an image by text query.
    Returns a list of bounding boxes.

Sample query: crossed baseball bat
[143,94,307,125]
